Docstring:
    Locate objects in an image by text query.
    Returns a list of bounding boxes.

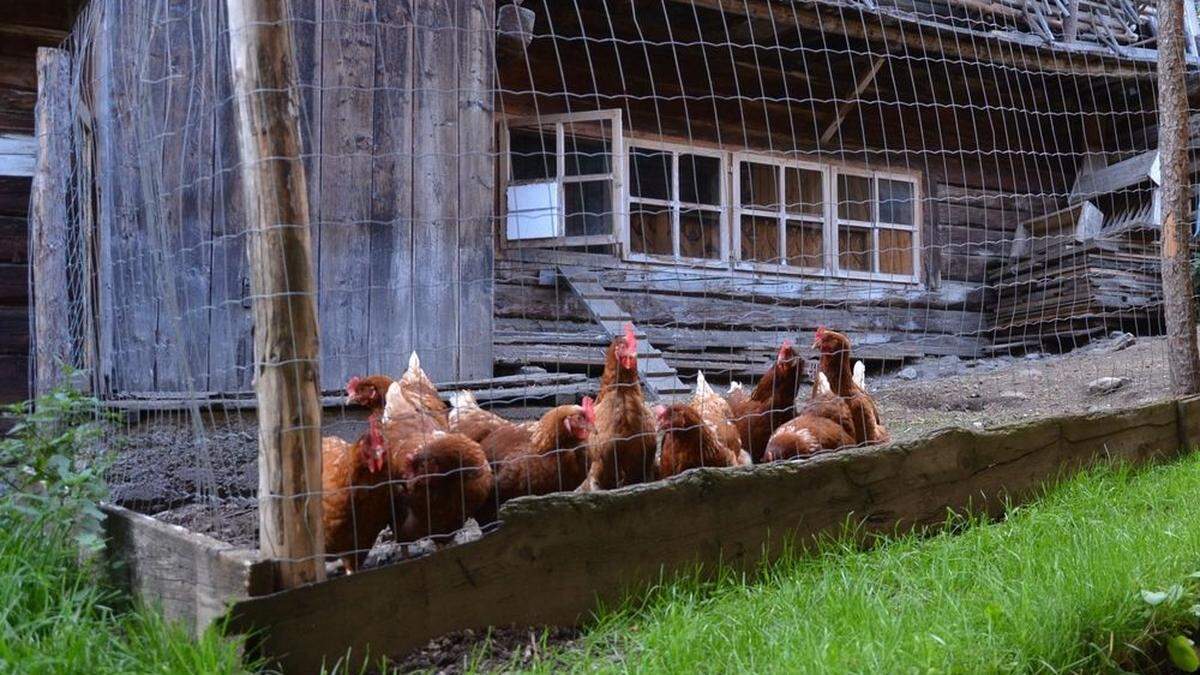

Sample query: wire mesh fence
[38,0,1196,575]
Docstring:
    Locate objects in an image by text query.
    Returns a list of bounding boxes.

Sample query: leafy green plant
[0,378,115,553]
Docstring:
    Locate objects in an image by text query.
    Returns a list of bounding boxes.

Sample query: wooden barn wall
[74,0,494,395]
[0,177,31,403]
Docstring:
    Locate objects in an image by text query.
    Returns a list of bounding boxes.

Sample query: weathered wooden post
[30,47,73,397]
[225,0,325,586]
[1157,0,1200,396]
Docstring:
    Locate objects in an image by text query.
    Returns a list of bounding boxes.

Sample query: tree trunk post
[1158,0,1200,396]
[225,0,325,587]
[30,47,74,398]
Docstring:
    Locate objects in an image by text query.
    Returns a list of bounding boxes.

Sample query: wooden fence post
[225,0,325,587]
[30,47,73,398]
[1157,0,1200,397]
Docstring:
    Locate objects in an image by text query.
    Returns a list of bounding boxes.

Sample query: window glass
[680,209,720,259]
[680,154,720,206]
[878,179,915,225]
[784,167,822,217]
[629,148,671,201]
[878,229,914,275]
[838,225,873,271]
[785,220,823,268]
[564,181,612,236]
[741,214,780,263]
[740,162,779,210]
[630,203,672,255]
[561,120,609,174]
[837,174,872,221]
[510,127,556,181]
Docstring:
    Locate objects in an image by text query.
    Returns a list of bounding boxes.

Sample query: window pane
[785,220,823,268]
[879,228,914,275]
[838,225,873,272]
[680,209,720,259]
[680,154,720,206]
[629,148,671,200]
[630,202,672,256]
[510,127,556,181]
[740,162,779,209]
[785,167,822,216]
[740,214,780,263]
[564,123,611,176]
[837,174,872,221]
[564,180,612,236]
[878,179,915,225]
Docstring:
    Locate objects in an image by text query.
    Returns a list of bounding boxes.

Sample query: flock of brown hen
[321,324,888,573]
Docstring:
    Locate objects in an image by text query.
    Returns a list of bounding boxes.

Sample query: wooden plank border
[100,504,273,635]
[220,397,1200,672]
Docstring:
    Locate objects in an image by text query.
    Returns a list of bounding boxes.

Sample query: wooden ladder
[558,266,690,400]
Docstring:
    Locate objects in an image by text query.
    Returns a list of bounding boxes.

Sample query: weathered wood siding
[72,0,495,394]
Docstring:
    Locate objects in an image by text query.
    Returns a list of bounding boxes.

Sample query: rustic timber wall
[223,397,1200,672]
[69,0,494,393]
[0,177,30,403]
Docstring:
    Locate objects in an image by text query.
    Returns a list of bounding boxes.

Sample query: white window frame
[626,139,729,263]
[832,168,922,283]
[500,109,624,249]
[731,153,829,274]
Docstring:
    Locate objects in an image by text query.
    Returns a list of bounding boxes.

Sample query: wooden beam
[1069,149,1158,202]
[1061,0,1081,42]
[29,49,71,396]
[818,55,885,146]
[102,504,275,635]
[664,0,1161,78]
[0,133,36,176]
[225,0,325,587]
[1157,0,1200,395]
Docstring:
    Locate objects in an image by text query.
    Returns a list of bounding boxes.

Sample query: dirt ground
[871,330,1171,441]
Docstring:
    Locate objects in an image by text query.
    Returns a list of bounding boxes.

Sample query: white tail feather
[694,371,717,399]
[381,381,405,423]
[408,351,421,371]
[728,381,744,393]
[853,361,867,390]
[450,389,478,410]
[815,372,833,397]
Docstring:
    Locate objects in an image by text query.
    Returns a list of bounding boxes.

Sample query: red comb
[653,404,668,421]
[347,376,361,394]
[581,395,596,422]
[815,326,827,337]
[624,322,637,349]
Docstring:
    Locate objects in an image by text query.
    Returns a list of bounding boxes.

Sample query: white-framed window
[834,170,919,280]
[732,155,827,271]
[501,110,623,248]
[627,140,727,261]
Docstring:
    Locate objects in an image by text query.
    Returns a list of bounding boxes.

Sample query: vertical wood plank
[97,0,159,393]
[412,0,458,383]
[368,0,414,377]
[455,0,494,380]
[153,0,215,391]
[225,0,326,587]
[30,48,73,396]
[208,0,254,392]
[317,0,375,390]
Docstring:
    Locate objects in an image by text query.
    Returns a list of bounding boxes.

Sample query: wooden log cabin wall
[60,0,494,396]
[489,0,1170,372]
[0,2,84,407]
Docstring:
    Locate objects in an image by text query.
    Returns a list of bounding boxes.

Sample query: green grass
[515,454,1200,674]
[0,514,254,674]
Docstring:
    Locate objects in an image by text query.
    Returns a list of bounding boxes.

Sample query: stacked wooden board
[987,229,1163,351]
